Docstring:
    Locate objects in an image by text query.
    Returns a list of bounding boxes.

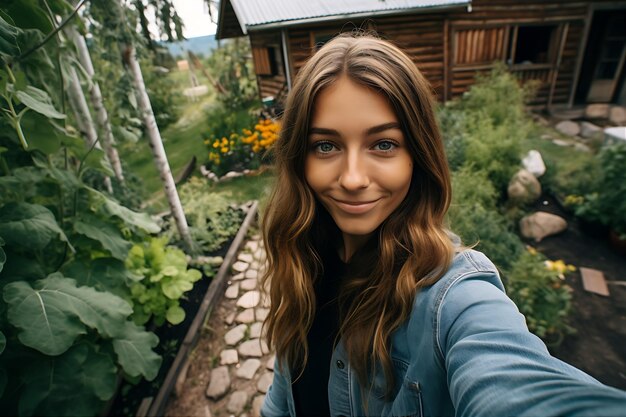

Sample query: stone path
[165,234,274,417]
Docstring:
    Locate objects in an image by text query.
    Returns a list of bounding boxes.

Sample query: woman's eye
[373,140,397,152]
[314,142,336,153]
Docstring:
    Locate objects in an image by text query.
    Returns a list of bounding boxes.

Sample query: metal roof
[226,0,471,32]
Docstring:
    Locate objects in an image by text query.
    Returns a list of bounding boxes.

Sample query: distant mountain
[160,35,218,58]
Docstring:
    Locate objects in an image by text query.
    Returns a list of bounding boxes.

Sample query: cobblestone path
[165,235,274,417]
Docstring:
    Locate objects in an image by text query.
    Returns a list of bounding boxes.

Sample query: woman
[260,33,626,417]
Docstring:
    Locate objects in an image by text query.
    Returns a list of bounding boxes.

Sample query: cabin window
[252,46,279,76]
[508,25,558,65]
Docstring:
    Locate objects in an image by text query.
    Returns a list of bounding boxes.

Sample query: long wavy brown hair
[261,33,455,396]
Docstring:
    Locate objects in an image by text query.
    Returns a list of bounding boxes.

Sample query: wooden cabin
[216,0,626,110]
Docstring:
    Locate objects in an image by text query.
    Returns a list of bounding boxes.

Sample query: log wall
[245,0,626,108]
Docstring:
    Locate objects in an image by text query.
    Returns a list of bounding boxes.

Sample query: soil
[528,194,626,390]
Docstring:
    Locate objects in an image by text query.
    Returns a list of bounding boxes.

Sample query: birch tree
[66,25,124,182]
[114,1,193,252]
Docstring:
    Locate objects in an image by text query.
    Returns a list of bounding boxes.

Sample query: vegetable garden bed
[108,202,259,417]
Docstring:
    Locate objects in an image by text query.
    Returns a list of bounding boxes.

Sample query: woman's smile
[329,196,383,214]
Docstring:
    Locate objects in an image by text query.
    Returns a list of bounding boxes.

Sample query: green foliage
[506,250,575,344]
[448,168,523,272]
[171,177,244,253]
[0,5,175,415]
[207,38,259,111]
[574,143,626,236]
[125,237,202,326]
[439,62,537,191]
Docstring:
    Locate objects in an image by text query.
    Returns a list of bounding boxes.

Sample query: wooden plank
[580,267,610,296]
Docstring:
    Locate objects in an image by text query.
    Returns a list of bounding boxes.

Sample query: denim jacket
[261,249,626,416]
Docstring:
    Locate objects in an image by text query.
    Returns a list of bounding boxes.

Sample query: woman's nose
[338,150,369,190]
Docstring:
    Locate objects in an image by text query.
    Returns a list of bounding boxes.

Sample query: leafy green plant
[505,249,575,345]
[0,7,165,416]
[126,237,202,326]
[168,177,244,253]
[448,168,523,272]
[575,143,626,237]
[439,62,538,192]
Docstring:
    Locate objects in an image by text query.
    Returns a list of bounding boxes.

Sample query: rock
[241,278,257,291]
[519,212,568,242]
[225,282,239,299]
[580,121,603,139]
[250,322,263,338]
[238,253,254,263]
[254,248,265,261]
[245,269,259,279]
[521,150,546,177]
[555,120,580,136]
[220,349,238,365]
[245,240,259,252]
[224,324,248,346]
[206,366,230,400]
[250,261,260,270]
[255,307,269,321]
[237,359,261,379]
[552,139,571,147]
[610,106,626,125]
[252,395,266,417]
[236,308,256,324]
[227,390,249,414]
[507,169,541,205]
[237,291,261,308]
[256,372,273,393]
[540,134,554,141]
[232,261,249,273]
[585,103,610,119]
[232,272,246,281]
[266,354,275,371]
[238,338,268,358]
[225,311,236,326]
[222,171,244,180]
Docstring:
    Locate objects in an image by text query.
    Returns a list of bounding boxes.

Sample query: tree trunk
[67,26,124,183]
[123,43,194,252]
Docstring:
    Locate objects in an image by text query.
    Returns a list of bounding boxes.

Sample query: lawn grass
[521,124,601,199]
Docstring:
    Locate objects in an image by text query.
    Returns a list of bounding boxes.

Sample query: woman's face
[305,76,413,251]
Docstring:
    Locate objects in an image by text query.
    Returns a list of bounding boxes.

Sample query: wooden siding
[242,0,626,108]
[445,0,597,106]
[250,32,287,101]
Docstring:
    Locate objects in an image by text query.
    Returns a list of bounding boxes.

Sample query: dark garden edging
[140,200,260,417]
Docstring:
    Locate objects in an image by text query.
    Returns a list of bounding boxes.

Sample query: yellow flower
[204,139,209,145]
[221,146,229,153]
[526,246,537,255]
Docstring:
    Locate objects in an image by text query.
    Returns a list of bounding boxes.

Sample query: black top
[292,247,346,417]
[292,237,379,417]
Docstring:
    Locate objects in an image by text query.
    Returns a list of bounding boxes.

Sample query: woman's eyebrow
[308,122,401,137]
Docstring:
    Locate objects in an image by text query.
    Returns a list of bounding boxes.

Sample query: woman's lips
[330,197,381,214]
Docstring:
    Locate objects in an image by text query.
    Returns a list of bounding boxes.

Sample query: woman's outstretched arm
[439,271,626,417]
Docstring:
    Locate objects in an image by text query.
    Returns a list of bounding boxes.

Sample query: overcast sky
[172,0,217,37]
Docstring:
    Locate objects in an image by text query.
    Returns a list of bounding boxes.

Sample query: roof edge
[245,2,471,32]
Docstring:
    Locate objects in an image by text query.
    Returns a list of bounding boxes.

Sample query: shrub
[439,63,537,192]
[167,177,244,253]
[448,168,523,272]
[506,249,575,345]
[574,143,626,237]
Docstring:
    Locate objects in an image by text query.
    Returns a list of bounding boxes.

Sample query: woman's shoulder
[427,249,502,294]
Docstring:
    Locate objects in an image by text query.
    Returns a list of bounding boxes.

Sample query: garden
[0,1,625,416]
